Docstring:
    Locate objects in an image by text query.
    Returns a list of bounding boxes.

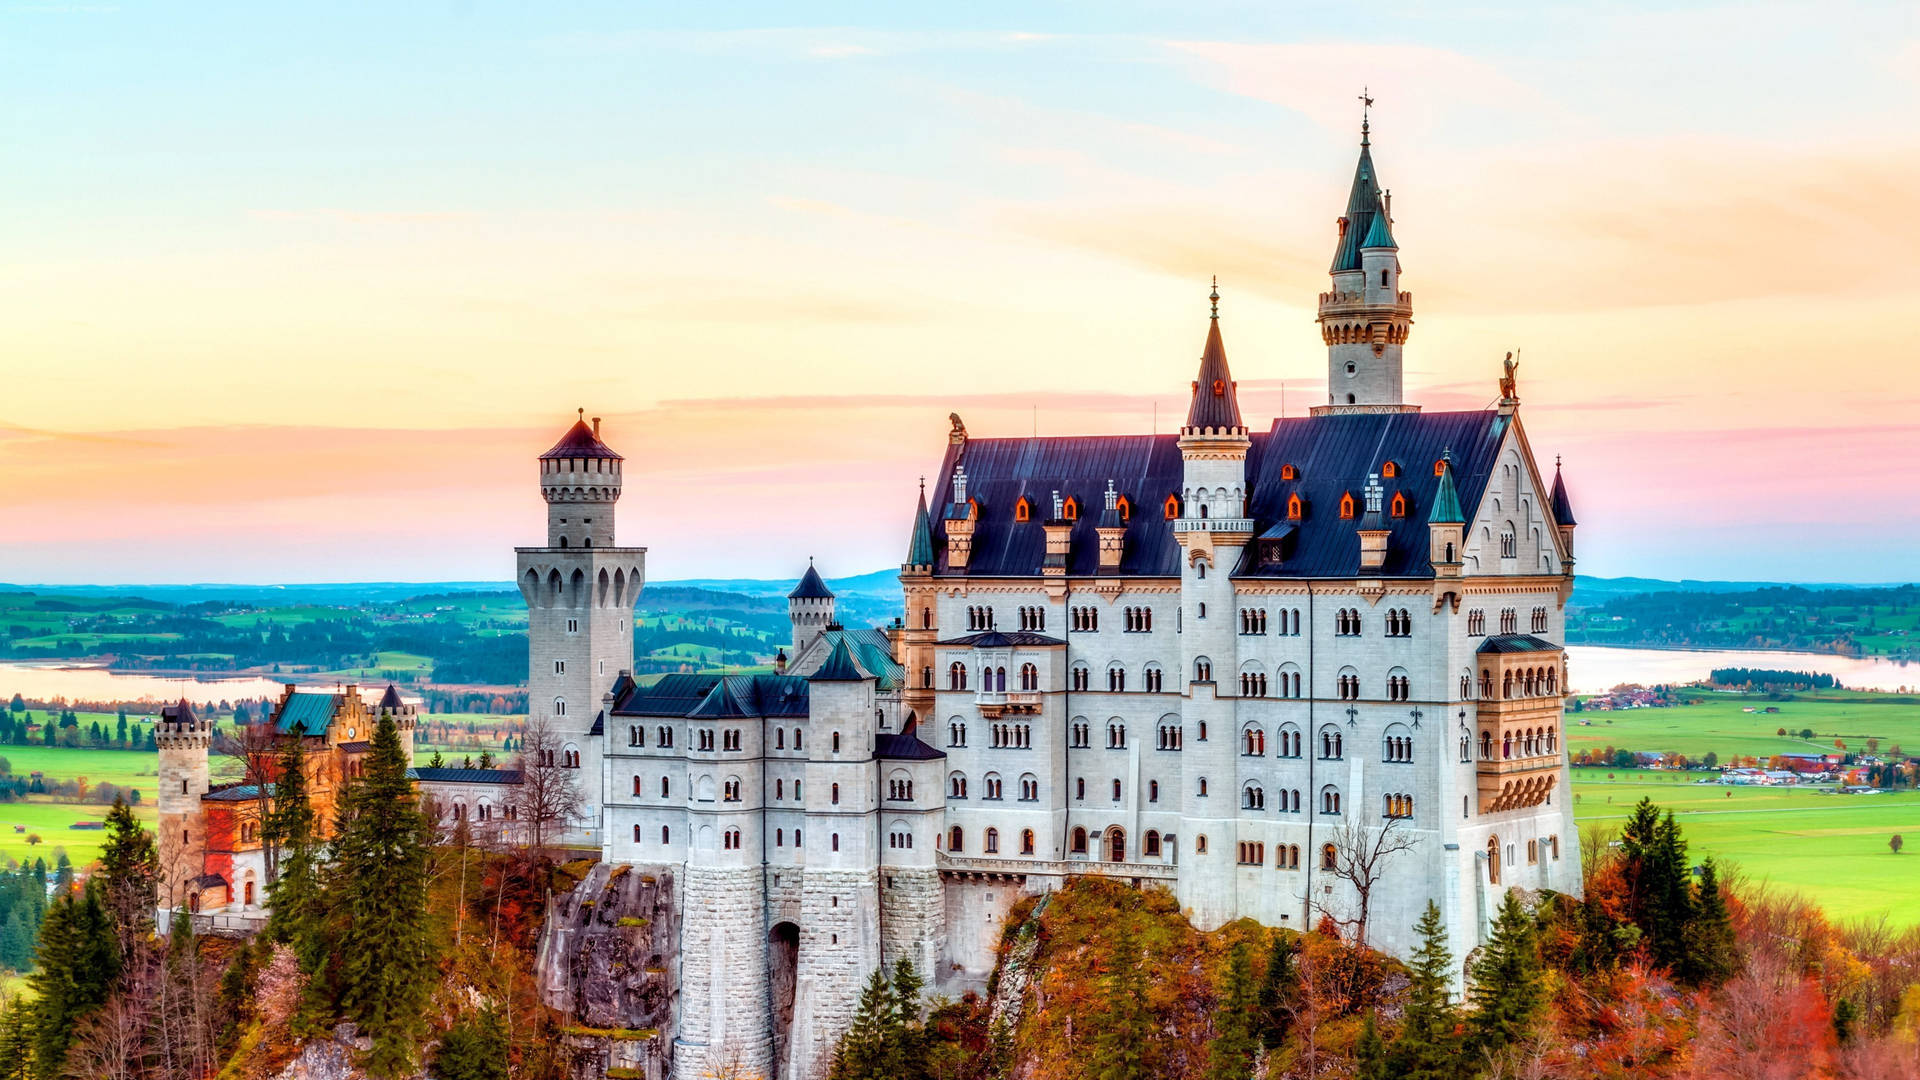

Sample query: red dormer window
[1163,495,1180,520]
[1063,496,1079,521]
[1391,492,1408,518]
[1382,461,1399,479]
[1280,463,1298,480]
[1286,493,1303,521]
[1212,379,1226,397]
[1116,495,1132,522]
[1340,492,1356,520]
[1433,459,1448,477]
[1015,498,1031,522]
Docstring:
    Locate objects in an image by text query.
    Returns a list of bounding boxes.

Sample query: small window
[1381,461,1398,478]
[1196,835,1208,854]
[1339,492,1355,519]
[1164,494,1180,520]
[1280,463,1297,480]
[1434,458,1448,477]
[1115,495,1132,521]
[1287,493,1303,521]
[1062,496,1079,521]
[1390,492,1407,518]
[1014,497,1031,522]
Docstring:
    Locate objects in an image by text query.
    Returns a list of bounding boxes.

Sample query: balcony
[975,689,1041,717]
[1172,517,1254,536]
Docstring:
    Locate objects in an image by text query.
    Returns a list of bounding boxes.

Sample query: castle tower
[1174,282,1254,930]
[1315,113,1416,415]
[156,699,211,909]
[899,481,938,727]
[375,684,419,768]
[789,640,884,1080]
[788,561,836,659]
[516,411,646,851]
[1550,458,1578,564]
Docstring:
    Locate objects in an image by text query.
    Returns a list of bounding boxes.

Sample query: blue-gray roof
[1550,464,1577,527]
[926,409,1504,579]
[809,637,869,682]
[409,767,522,785]
[789,564,834,600]
[610,674,726,718]
[686,675,812,719]
[1477,634,1562,654]
[203,783,271,802]
[906,486,936,567]
[1331,142,1388,273]
[1185,316,1242,431]
[274,693,340,737]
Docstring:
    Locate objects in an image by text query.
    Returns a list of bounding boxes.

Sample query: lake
[4,646,1916,708]
[1564,646,1920,694]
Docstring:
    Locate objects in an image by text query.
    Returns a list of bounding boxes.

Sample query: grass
[0,800,156,866]
[1568,691,1920,761]
[1572,769,1920,926]
[0,745,158,791]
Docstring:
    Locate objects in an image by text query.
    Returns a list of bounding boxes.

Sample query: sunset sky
[4,2,1918,585]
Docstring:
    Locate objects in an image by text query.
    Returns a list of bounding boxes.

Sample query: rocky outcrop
[268,1024,372,1080]
[535,864,681,1080]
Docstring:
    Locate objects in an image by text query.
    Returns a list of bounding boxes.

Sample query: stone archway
[768,921,800,1078]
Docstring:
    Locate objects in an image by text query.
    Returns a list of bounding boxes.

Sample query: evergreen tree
[887,958,925,1076]
[1468,890,1545,1055]
[434,1008,510,1080]
[830,968,896,1080]
[1088,918,1153,1080]
[1354,1014,1387,1080]
[1680,859,1739,986]
[1255,934,1296,1050]
[96,795,158,964]
[1204,941,1258,1080]
[330,714,434,1077]
[266,736,325,972]
[115,714,127,748]
[0,1000,32,1080]
[27,888,118,1079]
[1388,901,1460,1079]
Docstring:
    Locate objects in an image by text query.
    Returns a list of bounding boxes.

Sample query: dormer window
[1287,493,1303,521]
[1062,496,1079,521]
[1115,495,1131,521]
[1381,461,1398,479]
[1014,497,1031,522]
[1163,495,1180,520]
[1391,492,1407,518]
[1339,492,1356,519]
[1433,459,1448,477]
[1280,464,1297,480]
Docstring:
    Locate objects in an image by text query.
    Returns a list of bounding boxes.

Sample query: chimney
[593,416,601,437]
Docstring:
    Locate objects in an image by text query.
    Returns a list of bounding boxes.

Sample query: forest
[1569,583,1920,659]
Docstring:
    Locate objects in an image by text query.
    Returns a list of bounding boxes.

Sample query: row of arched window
[964,606,997,631]
[1070,606,1099,631]
[1334,608,1364,636]
[1384,793,1414,818]
[887,778,914,800]
[1016,606,1046,631]
[1123,607,1154,632]
[1479,726,1559,761]
[1383,608,1414,637]
[990,722,1031,748]
[1239,672,1269,697]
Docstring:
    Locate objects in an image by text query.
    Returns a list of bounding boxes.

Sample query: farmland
[1572,769,1920,926]
[1567,690,1920,762]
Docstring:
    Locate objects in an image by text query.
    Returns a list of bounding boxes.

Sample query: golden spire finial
[1209,275,1219,320]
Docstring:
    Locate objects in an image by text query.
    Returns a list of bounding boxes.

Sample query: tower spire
[1359,86,1373,146]
[1184,281,1242,432]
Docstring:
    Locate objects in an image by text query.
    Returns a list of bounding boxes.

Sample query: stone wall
[675,865,771,1080]
[878,867,944,988]
[789,867,880,1080]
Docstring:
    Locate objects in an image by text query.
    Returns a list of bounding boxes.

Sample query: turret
[539,409,623,549]
[1428,452,1466,586]
[900,479,940,723]
[376,684,419,768]
[1315,114,1415,414]
[1357,473,1390,571]
[156,699,211,907]
[1550,458,1577,565]
[788,560,837,658]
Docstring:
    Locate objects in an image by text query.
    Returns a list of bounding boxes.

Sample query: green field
[1569,692,1920,762]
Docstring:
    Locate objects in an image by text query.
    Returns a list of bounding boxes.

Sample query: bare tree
[212,718,283,883]
[509,713,584,860]
[1323,813,1419,947]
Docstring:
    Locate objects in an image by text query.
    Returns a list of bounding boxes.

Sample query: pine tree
[830,968,896,1080]
[96,795,158,965]
[886,958,925,1076]
[1256,933,1296,1050]
[1354,1013,1387,1080]
[1389,901,1460,1078]
[1088,918,1153,1080]
[266,736,324,969]
[1468,890,1545,1054]
[1680,859,1739,986]
[1204,942,1258,1080]
[27,888,118,1079]
[330,714,434,1077]
[435,1008,510,1080]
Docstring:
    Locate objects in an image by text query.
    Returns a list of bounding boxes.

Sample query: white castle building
[531,123,1582,1080]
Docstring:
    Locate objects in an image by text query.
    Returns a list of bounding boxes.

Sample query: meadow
[1568,690,1920,761]
[1572,768,1920,925]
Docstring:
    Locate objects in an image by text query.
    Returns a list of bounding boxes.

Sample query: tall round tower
[1314,114,1417,415]
[517,410,647,853]
[156,699,211,909]
[787,560,836,659]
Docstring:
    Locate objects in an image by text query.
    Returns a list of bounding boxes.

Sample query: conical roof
[809,636,869,682]
[1550,461,1577,526]
[789,562,834,600]
[1184,313,1243,431]
[540,412,621,460]
[1360,204,1397,250]
[1428,456,1465,525]
[905,484,935,566]
[377,684,403,709]
[1331,141,1388,272]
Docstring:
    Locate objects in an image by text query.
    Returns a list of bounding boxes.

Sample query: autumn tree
[508,713,585,859]
[1891,834,1904,855]
[213,717,283,883]
[1323,814,1418,946]
[1087,917,1154,1080]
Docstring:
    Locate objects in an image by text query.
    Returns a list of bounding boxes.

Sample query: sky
[3,1,1918,585]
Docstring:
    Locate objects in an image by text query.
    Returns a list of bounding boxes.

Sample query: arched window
[985,828,1000,854]
[1145,831,1162,857]
[1014,497,1031,522]
[1020,663,1038,691]
[1071,827,1088,855]
[1194,657,1212,682]
[1381,460,1398,479]
[949,772,968,798]
[1021,829,1036,855]
[1391,492,1407,518]
[1062,496,1079,521]
[1281,463,1298,480]
[949,826,964,852]
[1243,783,1265,810]
[1487,836,1501,884]
[1321,843,1337,870]
[1115,495,1131,521]
[1164,494,1180,520]
[1287,493,1303,521]
[1340,492,1356,519]
[1320,785,1342,815]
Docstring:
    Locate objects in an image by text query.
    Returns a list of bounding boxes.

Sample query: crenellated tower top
[539,409,623,549]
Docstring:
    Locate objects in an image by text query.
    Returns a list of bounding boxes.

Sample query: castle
[162,120,1582,1080]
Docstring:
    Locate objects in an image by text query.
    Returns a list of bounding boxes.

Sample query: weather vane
[1359,87,1374,144]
